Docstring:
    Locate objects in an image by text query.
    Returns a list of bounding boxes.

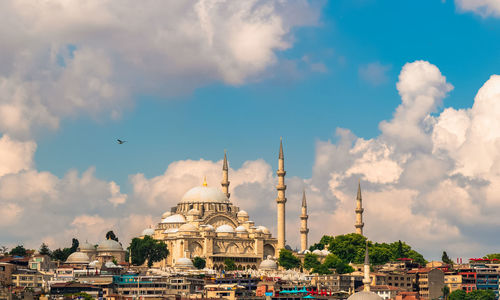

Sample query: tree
[303,253,321,270]
[51,238,79,261]
[483,253,500,260]
[396,240,404,259]
[449,289,466,300]
[0,246,8,255]
[224,258,236,271]
[278,249,301,270]
[323,254,354,274]
[312,263,333,275]
[442,251,453,265]
[70,238,79,252]
[442,285,450,300]
[466,290,496,300]
[193,257,206,269]
[39,243,51,256]
[10,245,27,256]
[129,236,169,267]
[106,231,119,242]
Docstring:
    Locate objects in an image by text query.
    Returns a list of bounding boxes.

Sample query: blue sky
[34,0,500,187]
[3,0,500,259]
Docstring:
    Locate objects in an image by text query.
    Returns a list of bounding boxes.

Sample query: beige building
[445,274,462,293]
[142,147,285,270]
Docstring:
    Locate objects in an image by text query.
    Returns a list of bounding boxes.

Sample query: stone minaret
[355,180,364,236]
[363,242,371,291]
[276,137,287,250]
[221,150,230,199]
[300,189,309,252]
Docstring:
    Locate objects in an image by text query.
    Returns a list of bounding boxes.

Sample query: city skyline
[1,1,500,261]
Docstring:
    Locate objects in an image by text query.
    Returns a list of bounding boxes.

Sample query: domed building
[141,151,280,270]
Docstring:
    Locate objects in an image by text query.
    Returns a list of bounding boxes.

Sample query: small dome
[179,223,197,232]
[162,211,172,219]
[88,260,99,268]
[216,224,234,233]
[162,214,186,224]
[97,239,123,252]
[304,250,311,254]
[180,185,229,204]
[175,257,194,269]
[79,241,95,252]
[187,208,200,216]
[237,210,248,217]
[321,249,330,256]
[347,291,383,300]
[257,226,270,234]
[235,225,247,233]
[141,228,155,236]
[163,228,179,234]
[259,256,278,270]
[205,224,215,231]
[66,251,90,264]
[312,249,322,255]
[105,261,117,268]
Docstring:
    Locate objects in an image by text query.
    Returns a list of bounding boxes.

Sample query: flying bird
[117,139,127,144]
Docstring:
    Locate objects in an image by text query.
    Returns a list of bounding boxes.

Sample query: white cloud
[0,0,319,138]
[358,62,391,86]
[0,135,36,176]
[455,0,500,17]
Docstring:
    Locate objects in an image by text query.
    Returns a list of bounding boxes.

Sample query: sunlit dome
[259,256,278,270]
[257,226,270,234]
[79,241,95,251]
[348,291,383,300]
[312,249,322,255]
[164,228,179,234]
[141,228,155,236]
[187,208,200,216]
[237,210,248,217]
[97,239,123,251]
[321,249,330,256]
[162,214,186,224]
[175,257,194,269]
[179,223,197,232]
[66,251,90,264]
[180,181,229,204]
[216,224,234,233]
[235,225,247,233]
[162,211,172,219]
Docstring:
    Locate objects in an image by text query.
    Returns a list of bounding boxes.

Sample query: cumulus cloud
[455,0,500,17]
[0,0,319,138]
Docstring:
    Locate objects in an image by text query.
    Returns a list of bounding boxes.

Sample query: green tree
[312,263,333,275]
[193,257,206,269]
[449,289,466,300]
[70,238,79,252]
[483,253,500,260]
[105,231,119,242]
[129,236,169,267]
[396,240,404,259]
[303,253,321,270]
[323,254,354,274]
[224,258,236,271]
[10,245,27,256]
[72,292,93,300]
[278,249,301,270]
[466,290,496,300]
[442,251,453,265]
[442,285,450,300]
[39,243,51,256]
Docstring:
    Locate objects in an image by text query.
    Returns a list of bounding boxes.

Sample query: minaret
[276,137,287,251]
[221,150,230,199]
[363,242,371,291]
[355,180,364,236]
[300,189,309,252]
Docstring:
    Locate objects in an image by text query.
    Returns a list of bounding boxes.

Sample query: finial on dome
[203,176,207,187]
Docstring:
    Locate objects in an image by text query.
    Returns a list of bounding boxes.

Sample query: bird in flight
[117,139,127,144]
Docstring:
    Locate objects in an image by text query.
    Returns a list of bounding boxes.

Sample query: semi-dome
[235,225,247,233]
[179,223,197,232]
[97,239,123,251]
[162,214,186,224]
[175,257,194,269]
[164,228,179,234]
[162,211,172,219]
[321,249,330,256]
[312,249,322,255]
[257,226,270,234]
[141,228,155,236]
[259,256,278,270]
[347,291,383,300]
[79,241,95,251]
[216,224,234,233]
[237,210,248,217]
[66,251,90,264]
[187,208,200,216]
[180,185,229,204]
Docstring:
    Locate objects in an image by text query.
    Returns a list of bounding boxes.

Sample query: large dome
[97,239,123,251]
[348,291,383,300]
[66,251,90,264]
[180,185,229,204]
[79,241,95,252]
[162,214,186,224]
[259,257,278,270]
[175,257,194,269]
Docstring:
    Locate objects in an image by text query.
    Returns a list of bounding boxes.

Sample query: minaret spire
[221,150,230,199]
[355,180,364,236]
[300,189,309,252]
[363,242,371,291]
[276,137,287,252]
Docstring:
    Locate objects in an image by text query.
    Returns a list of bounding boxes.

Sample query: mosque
[139,139,367,270]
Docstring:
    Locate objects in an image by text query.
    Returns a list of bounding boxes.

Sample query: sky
[1,0,500,261]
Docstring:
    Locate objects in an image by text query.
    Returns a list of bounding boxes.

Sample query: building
[409,268,444,300]
[444,274,462,293]
[140,146,292,270]
[10,268,45,290]
[470,259,499,297]
[384,271,416,292]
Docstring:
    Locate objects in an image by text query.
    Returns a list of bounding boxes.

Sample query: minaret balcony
[276,184,286,190]
[355,223,364,228]
[300,229,309,234]
[276,170,286,176]
[276,197,287,204]
[355,208,364,214]
[300,215,308,220]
